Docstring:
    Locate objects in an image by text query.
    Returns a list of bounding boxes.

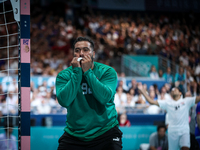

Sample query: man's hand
[137,82,143,91]
[81,55,93,72]
[137,82,159,106]
[71,57,81,68]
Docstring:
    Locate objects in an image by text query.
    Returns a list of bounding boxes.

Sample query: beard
[171,93,180,99]
[91,55,94,62]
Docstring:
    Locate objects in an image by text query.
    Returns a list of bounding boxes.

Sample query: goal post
[18,0,30,150]
[0,0,30,149]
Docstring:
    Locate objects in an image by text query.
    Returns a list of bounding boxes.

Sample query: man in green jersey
[56,37,122,150]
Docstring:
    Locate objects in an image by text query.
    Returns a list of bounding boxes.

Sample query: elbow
[97,96,109,105]
[56,94,68,108]
[99,93,113,105]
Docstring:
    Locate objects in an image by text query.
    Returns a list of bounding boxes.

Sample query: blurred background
[0,0,200,149]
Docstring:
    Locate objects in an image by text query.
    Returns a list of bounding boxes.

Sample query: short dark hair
[73,37,95,51]
[171,86,182,93]
[157,124,167,132]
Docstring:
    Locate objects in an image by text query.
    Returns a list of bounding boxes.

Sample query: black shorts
[57,126,123,150]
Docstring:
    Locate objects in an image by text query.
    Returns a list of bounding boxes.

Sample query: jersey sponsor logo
[113,137,120,141]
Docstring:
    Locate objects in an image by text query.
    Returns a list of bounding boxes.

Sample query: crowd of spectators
[0,3,200,116]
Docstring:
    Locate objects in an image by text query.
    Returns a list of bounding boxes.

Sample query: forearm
[84,69,117,105]
[56,68,82,107]
[140,89,158,106]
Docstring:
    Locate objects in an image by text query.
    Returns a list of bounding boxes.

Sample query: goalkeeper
[56,37,122,150]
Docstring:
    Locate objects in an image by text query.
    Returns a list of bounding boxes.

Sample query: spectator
[149,125,168,150]
[0,123,17,150]
[149,90,157,101]
[135,94,146,105]
[118,80,129,93]
[114,86,127,113]
[175,67,186,94]
[45,92,57,107]
[164,83,171,94]
[195,62,200,80]
[125,93,135,107]
[158,86,171,100]
[149,65,159,79]
[142,84,148,93]
[179,52,189,67]
[37,99,52,114]
[128,88,138,102]
[146,90,161,114]
[128,79,137,92]
[0,84,5,102]
[0,97,8,115]
[158,69,164,78]
[162,67,174,85]
[153,84,160,98]
[186,70,197,96]
[6,85,18,115]
[1,3,200,84]
[119,113,131,127]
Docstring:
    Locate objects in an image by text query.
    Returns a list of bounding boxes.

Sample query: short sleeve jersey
[158,97,196,132]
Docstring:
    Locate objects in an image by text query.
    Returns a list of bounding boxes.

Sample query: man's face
[158,128,165,138]
[131,79,136,85]
[171,88,181,98]
[74,41,95,60]
[161,87,166,93]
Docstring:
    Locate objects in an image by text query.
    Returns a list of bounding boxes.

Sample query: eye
[75,49,80,53]
[83,48,89,51]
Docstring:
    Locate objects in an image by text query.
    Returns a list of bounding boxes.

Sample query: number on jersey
[82,83,92,95]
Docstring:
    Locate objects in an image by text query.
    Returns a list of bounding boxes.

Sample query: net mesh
[0,0,20,149]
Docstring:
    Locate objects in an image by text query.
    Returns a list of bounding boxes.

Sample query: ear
[93,51,95,59]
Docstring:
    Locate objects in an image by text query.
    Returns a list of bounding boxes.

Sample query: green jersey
[56,62,118,141]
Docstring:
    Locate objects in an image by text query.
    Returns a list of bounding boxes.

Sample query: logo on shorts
[113,137,120,141]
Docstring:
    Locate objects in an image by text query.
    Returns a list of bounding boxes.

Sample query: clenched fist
[71,57,81,68]
[81,55,93,72]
